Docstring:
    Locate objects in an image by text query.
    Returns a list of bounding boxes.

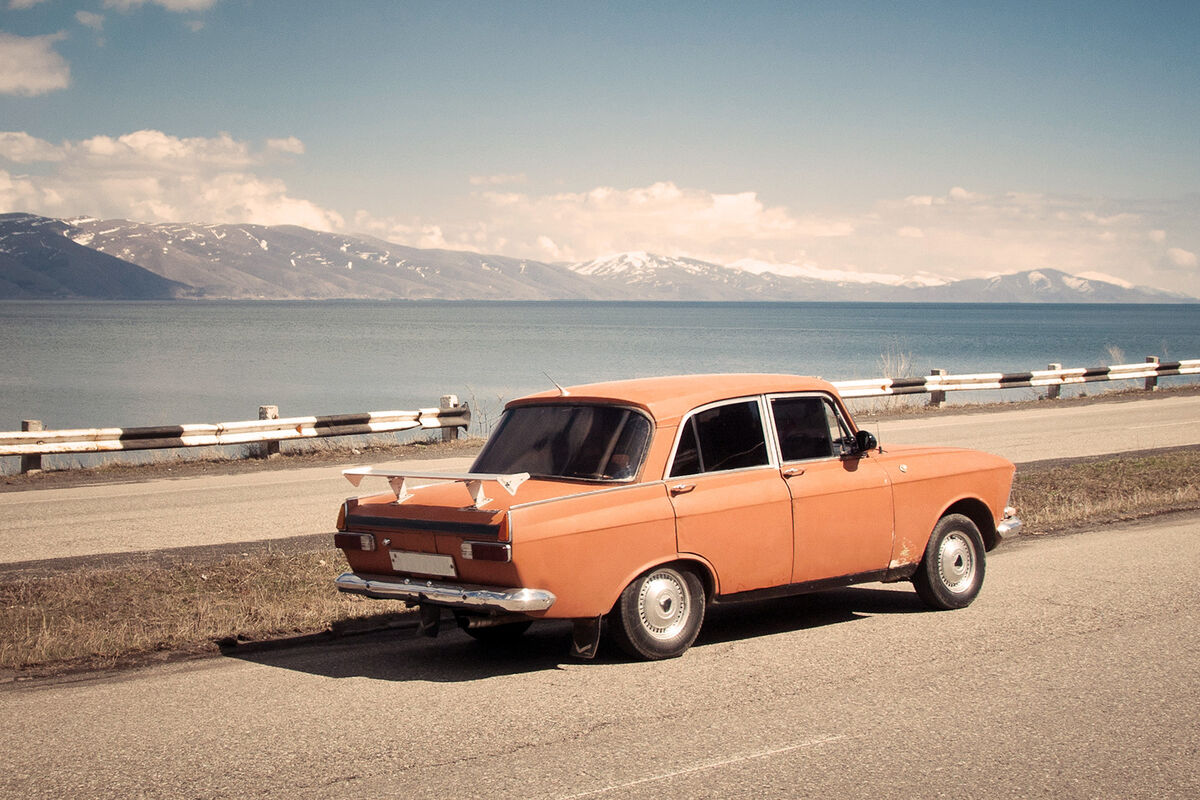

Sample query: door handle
[669,483,696,496]
[782,467,805,477]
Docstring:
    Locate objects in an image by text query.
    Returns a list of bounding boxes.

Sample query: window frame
[766,391,857,464]
[664,395,779,479]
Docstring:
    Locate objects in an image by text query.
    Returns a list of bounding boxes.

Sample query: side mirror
[855,430,878,453]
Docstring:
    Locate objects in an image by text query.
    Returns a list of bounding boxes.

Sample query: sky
[1,0,1198,295]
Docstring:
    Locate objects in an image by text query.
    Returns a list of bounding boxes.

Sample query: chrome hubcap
[937,532,975,593]
[637,570,690,640]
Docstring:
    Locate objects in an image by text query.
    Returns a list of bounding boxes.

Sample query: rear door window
[669,399,769,477]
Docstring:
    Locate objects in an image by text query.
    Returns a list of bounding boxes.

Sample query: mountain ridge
[0,213,1192,303]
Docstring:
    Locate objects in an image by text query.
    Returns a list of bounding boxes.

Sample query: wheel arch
[941,497,999,551]
[605,554,718,615]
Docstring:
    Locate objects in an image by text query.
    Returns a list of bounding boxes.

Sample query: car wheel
[913,513,986,610]
[609,565,705,660]
[456,617,532,644]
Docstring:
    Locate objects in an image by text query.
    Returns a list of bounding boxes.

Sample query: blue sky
[1,0,1198,294]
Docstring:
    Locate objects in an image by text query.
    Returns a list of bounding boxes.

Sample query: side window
[771,396,837,461]
[669,400,769,477]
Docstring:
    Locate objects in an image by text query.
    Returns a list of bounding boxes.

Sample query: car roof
[507,373,840,426]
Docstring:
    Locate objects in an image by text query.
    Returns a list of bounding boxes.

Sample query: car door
[667,397,793,595]
[769,394,895,584]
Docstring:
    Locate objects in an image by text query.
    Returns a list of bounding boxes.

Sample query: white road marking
[556,733,850,799]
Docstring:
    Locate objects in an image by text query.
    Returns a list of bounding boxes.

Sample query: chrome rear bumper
[335,572,556,614]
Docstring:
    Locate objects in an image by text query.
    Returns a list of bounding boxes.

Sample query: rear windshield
[472,404,652,481]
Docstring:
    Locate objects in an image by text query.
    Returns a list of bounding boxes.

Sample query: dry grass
[1012,449,1200,533]
[2,449,1198,678]
[0,551,404,675]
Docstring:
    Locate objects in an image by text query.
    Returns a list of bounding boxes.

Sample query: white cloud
[0,132,65,163]
[0,32,70,96]
[85,130,251,164]
[8,0,49,9]
[356,183,1199,295]
[0,169,41,209]
[266,137,304,155]
[1167,247,1197,268]
[469,173,527,186]
[0,129,343,230]
[75,11,106,31]
[449,181,853,263]
[103,0,218,11]
[535,235,562,259]
[948,186,985,202]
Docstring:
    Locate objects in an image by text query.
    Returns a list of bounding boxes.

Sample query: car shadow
[694,584,925,648]
[226,584,926,683]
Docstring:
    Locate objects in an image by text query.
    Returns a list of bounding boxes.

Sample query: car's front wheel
[913,513,986,610]
[609,565,705,660]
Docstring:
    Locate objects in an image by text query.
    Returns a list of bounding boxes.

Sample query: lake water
[2,300,1198,435]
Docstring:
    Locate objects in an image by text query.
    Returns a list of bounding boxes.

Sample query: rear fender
[602,554,719,616]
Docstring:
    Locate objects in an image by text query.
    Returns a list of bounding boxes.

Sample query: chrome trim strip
[335,572,555,613]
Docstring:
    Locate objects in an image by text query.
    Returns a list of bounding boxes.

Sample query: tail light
[460,541,511,562]
[334,532,376,551]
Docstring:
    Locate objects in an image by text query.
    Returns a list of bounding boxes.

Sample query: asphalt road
[2,513,1197,799]
[2,394,1199,564]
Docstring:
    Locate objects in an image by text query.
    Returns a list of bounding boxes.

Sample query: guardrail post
[20,420,43,474]
[928,369,947,407]
[253,405,280,458]
[440,395,460,442]
[1046,363,1062,400]
[1144,356,1160,391]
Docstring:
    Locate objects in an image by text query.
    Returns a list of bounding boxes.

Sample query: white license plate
[389,549,457,578]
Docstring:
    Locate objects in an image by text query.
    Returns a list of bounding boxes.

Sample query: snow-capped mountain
[0,213,603,300]
[565,251,812,300]
[0,213,1193,303]
[727,258,949,289]
[0,214,196,300]
[914,268,1191,303]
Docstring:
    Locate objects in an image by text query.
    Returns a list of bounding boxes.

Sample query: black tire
[608,565,705,660]
[456,617,532,644]
[913,513,986,610]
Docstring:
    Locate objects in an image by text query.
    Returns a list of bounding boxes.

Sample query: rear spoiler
[343,467,530,509]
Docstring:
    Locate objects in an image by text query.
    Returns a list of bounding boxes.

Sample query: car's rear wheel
[913,513,986,610]
[456,617,532,644]
[609,565,705,660]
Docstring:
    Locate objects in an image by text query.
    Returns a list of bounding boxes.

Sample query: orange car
[334,374,1020,660]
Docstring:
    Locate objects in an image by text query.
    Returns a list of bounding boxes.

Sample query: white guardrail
[2,395,470,473]
[832,356,1199,401]
[2,358,1197,474]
